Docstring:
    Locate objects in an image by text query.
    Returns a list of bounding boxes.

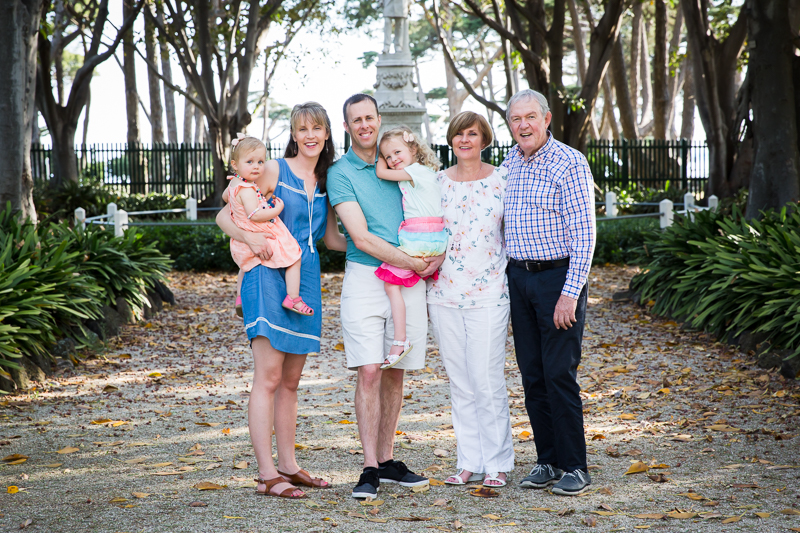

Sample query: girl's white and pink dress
[375,163,448,286]
[226,176,301,272]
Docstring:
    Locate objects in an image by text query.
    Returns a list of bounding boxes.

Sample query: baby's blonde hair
[230,136,266,163]
[379,127,440,171]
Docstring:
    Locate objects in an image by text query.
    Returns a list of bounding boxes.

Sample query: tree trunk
[680,61,695,140]
[666,2,684,138]
[563,0,626,150]
[653,0,669,139]
[546,0,566,141]
[639,18,652,126]
[0,0,42,223]
[682,0,747,198]
[155,5,178,144]
[183,82,194,144]
[194,105,205,144]
[603,78,620,140]
[145,14,164,144]
[610,33,638,139]
[745,0,800,217]
[123,0,140,145]
[567,0,586,85]
[629,1,643,122]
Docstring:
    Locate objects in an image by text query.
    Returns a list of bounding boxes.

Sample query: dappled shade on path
[0,267,798,532]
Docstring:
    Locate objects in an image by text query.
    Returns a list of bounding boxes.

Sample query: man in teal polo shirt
[327,94,442,499]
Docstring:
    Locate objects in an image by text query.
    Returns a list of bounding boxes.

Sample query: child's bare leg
[385,282,406,358]
[284,259,302,299]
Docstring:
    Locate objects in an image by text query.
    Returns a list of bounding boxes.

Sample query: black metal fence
[32,139,709,198]
[32,143,216,199]
[586,139,709,194]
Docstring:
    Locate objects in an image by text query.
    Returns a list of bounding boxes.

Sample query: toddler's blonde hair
[231,136,266,163]
[379,127,440,171]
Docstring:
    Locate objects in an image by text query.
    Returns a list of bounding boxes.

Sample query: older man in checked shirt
[502,89,596,496]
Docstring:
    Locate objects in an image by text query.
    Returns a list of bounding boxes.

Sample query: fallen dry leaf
[469,487,499,498]
[721,515,742,524]
[624,461,649,475]
[56,447,79,454]
[482,514,501,520]
[634,513,665,519]
[2,454,28,465]
[411,484,429,493]
[433,448,449,457]
[584,515,597,527]
[193,482,224,490]
[189,501,207,507]
[132,492,150,498]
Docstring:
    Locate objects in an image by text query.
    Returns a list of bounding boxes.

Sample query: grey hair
[506,89,550,122]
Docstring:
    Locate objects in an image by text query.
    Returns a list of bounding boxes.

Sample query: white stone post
[605,191,618,218]
[74,208,86,230]
[107,202,117,221]
[186,198,197,221]
[660,199,674,229]
[114,209,128,237]
[708,195,719,212]
[684,192,696,222]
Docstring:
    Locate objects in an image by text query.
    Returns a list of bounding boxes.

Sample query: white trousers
[428,304,515,474]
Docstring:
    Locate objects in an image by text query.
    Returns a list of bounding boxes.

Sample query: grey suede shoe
[551,469,591,495]
[519,464,564,489]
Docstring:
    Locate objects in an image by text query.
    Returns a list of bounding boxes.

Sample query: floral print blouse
[426,166,509,309]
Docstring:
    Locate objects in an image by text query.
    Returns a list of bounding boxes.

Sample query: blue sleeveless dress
[240,159,328,354]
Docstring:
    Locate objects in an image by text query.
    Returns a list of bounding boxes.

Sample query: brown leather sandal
[255,476,306,498]
[277,468,331,488]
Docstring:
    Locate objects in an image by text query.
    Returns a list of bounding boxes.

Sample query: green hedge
[630,204,800,359]
[0,204,172,389]
[593,217,658,265]
[135,224,346,273]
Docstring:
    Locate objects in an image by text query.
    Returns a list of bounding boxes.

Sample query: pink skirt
[375,263,439,287]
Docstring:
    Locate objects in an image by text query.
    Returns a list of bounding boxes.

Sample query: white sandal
[444,469,484,485]
[380,339,412,370]
[483,472,507,487]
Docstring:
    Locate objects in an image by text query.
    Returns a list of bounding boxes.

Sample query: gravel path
[1,265,798,533]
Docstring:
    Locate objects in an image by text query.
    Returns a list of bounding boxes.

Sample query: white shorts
[341,261,427,370]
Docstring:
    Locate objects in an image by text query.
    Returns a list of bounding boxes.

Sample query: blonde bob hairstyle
[379,126,441,171]
[446,111,494,149]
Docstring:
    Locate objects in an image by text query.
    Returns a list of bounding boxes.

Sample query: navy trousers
[507,263,588,473]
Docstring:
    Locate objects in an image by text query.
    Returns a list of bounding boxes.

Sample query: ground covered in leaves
[1,266,799,533]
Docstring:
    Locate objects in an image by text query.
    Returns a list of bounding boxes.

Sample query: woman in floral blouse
[428,111,514,488]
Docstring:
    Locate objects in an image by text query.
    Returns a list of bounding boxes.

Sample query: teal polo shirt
[327,148,404,267]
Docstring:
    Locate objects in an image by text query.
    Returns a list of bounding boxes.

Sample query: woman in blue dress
[216,102,346,499]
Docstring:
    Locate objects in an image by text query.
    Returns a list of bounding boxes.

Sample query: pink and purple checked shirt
[502,132,596,300]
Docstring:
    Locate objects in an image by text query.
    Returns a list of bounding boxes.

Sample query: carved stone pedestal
[374,53,428,141]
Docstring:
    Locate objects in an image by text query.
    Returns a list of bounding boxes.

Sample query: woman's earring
[324,143,328,153]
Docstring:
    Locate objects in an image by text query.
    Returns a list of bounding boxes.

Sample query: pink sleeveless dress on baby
[227,177,302,272]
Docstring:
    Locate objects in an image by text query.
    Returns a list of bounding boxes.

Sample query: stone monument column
[374,0,428,141]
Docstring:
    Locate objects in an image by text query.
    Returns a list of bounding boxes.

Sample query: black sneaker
[551,469,591,496]
[519,464,564,489]
[352,467,379,499]
[378,460,428,487]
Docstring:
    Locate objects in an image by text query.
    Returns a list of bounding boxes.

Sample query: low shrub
[630,204,800,359]
[0,203,173,389]
[593,217,658,265]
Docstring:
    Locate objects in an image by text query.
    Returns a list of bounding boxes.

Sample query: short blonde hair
[230,136,266,162]
[379,127,440,171]
[446,112,494,148]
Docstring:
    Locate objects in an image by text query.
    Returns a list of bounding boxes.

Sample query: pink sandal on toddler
[282,295,314,316]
